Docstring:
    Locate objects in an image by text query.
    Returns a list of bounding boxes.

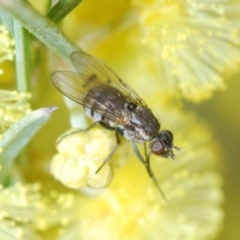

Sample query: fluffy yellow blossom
[51,126,116,189]
[0,182,45,240]
[0,25,15,75]
[0,90,31,134]
[132,0,240,102]
[65,0,240,102]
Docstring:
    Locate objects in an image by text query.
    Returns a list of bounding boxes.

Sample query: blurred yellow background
[184,74,240,240]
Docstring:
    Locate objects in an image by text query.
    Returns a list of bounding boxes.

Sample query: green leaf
[47,0,82,23]
[0,106,57,182]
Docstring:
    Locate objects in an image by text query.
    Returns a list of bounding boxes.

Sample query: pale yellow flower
[66,0,240,102]
[0,25,15,75]
[0,25,31,134]
[51,126,116,189]
[132,0,240,102]
[0,90,31,134]
[0,182,45,240]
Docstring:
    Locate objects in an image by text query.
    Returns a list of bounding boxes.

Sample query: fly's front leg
[144,159,167,201]
[132,141,167,201]
[131,141,147,165]
[144,143,152,166]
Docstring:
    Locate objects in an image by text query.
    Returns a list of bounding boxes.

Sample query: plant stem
[14,20,31,93]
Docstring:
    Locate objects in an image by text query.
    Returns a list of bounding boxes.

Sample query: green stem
[0,0,80,59]
[14,20,31,93]
[47,0,82,23]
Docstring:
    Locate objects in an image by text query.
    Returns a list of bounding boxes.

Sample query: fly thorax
[123,103,159,142]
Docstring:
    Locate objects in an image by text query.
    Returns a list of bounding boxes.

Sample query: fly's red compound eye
[150,130,175,158]
[150,139,168,156]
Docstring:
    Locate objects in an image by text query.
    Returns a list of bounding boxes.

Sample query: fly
[51,51,179,200]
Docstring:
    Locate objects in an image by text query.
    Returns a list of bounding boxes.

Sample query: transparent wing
[51,70,88,105]
[51,51,149,123]
[70,51,146,107]
[52,70,120,123]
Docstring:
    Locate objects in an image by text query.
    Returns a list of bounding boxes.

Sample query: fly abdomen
[83,84,126,127]
[84,106,103,122]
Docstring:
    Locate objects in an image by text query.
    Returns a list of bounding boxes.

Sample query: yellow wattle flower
[0,90,31,134]
[51,126,116,189]
[0,25,15,62]
[0,25,15,79]
[65,0,240,102]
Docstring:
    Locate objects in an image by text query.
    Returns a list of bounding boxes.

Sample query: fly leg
[95,131,120,173]
[131,141,167,201]
[56,122,99,145]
